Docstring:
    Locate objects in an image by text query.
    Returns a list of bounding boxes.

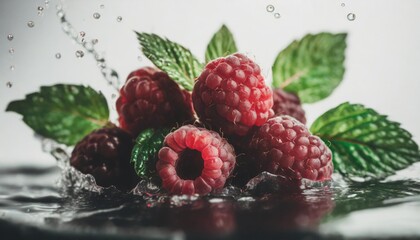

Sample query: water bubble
[274,13,281,19]
[347,13,356,21]
[93,12,101,19]
[57,10,64,18]
[27,21,35,28]
[55,53,61,59]
[10,65,15,71]
[38,6,44,11]
[266,5,275,12]
[92,39,98,44]
[79,31,86,37]
[75,50,84,58]
[37,6,44,15]
[137,56,142,62]
[341,3,345,7]
[111,93,117,99]
[9,48,15,54]
[6,82,12,88]
[100,4,105,9]
[116,16,122,22]
[7,34,14,41]
[45,0,49,7]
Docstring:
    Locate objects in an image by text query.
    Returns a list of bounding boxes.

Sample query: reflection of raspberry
[156,125,236,195]
[116,67,194,137]
[70,127,139,190]
[272,88,306,124]
[249,116,333,181]
[192,53,274,137]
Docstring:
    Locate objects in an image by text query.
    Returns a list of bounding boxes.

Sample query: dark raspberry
[156,125,236,195]
[249,116,333,181]
[272,88,306,124]
[116,67,194,137]
[70,127,139,190]
[192,53,274,137]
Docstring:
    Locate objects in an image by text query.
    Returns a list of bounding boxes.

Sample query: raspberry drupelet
[116,67,194,137]
[249,116,333,181]
[272,88,306,124]
[192,53,274,137]
[156,125,236,195]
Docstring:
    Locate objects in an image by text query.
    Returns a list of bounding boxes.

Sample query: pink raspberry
[249,116,333,181]
[156,125,236,195]
[272,88,306,124]
[192,53,274,137]
[116,67,194,137]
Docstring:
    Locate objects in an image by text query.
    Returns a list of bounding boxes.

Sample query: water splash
[55,5,120,91]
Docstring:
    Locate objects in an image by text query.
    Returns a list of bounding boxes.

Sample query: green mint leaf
[311,102,420,179]
[136,32,203,91]
[272,32,347,103]
[131,128,171,178]
[205,24,238,63]
[6,84,109,145]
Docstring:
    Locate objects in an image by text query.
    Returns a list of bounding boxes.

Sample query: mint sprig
[205,25,238,63]
[131,128,171,178]
[311,102,420,179]
[6,84,109,146]
[136,32,203,91]
[272,33,347,103]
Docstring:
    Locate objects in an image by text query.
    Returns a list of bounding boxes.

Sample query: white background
[1,0,419,166]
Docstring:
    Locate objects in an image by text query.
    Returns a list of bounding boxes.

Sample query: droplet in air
[92,39,98,44]
[37,6,44,15]
[9,48,15,54]
[55,53,61,59]
[117,16,122,22]
[57,10,64,18]
[266,5,275,12]
[341,3,345,7]
[93,12,101,19]
[7,34,14,41]
[75,50,84,58]
[10,65,15,71]
[274,13,281,19]
[100,4,105,9]
[27,21,35,28]
[6,82,12,88]
[137,56,142,62]
[111,93,117,99]
[79,31,86,37]
[347,13,356,21]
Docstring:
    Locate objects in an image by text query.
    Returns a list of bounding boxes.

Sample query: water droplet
[6,82,12,88]
[45,0,49,5]
[347,13,356,21]
[93,12,101,19]
[92,39,98,45]
[55,53,61,59]
[100,4,105,9]
[111,93,117,99]
[57,10,64,18]
[38,6,44,11]
[75,50,84,58]
[274,13,281,19]
[10,65,15,71]
[116,16,122,22]
[27,21,35,28]
[266,5,275,12]
[9,48,15,54]
[137,56,142,62]
[7,34,14,41]
[341,3,345,7]
[79,31,86,37]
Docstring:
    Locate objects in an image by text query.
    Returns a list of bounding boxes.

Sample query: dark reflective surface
[1,166,420,240]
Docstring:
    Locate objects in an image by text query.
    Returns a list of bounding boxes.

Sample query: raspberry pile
[156,125,236,195]
[70,127,139,190]
[193,53,274,137]
[116,67,194,137]
[249,116,333,181]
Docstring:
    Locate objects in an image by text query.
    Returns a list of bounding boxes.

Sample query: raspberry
[70,127,139,190]
[272,88,306,124]
[192,53,274,137]
[116,67,194,137]
[249,116,333,181]
[156,125,236,195]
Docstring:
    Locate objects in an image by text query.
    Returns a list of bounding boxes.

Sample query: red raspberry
[192,53,274,137]
[70,127,139,190]
[272,88,306,124]
[249,116,333,181]
[116,67,194,137]
[156,125,236,195]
